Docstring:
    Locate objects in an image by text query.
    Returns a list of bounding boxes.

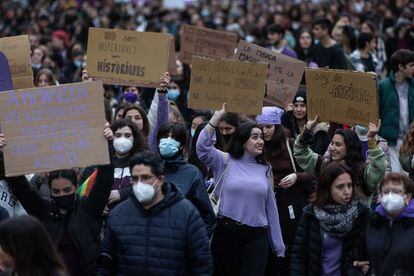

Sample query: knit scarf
[314,200,359,237]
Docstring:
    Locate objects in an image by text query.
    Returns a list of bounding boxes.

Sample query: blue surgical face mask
[191,128,196,137]
[73,60,82,68]
[245,35,256,43]
[167,89,180,102]
[32,63,42,69]
[159,137,181,158]
[355,125,368,136]
[201,9,210,17]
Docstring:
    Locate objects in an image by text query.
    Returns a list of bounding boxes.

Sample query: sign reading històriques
[86,28,172,87]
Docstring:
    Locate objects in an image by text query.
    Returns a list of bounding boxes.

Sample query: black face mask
[0,152,4,179]
[53,193,75,210]
[222,134,232,143]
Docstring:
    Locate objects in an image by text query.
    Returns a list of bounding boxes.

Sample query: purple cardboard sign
[0,51,13,92]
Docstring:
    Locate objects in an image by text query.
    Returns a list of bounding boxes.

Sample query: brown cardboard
[305,68,379,126]
[188,56,267,115]
[0,81,110,176]
[86,28,171,87]
[0,35,34,89]
[167,36,178,75]
[234,40,306,108]
[180,24,238,65]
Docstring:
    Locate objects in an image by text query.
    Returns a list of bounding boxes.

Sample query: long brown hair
[122,104,150,137]
[311,162,355,206]
[0,216,67,276]
[400,122,414,155]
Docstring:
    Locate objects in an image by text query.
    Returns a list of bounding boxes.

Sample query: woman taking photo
[197,103,285,275]
[349,173,414,275]
[290,162,371,276]
[294,116,387,202]
[256,106,314,275]
[0,216,67,276]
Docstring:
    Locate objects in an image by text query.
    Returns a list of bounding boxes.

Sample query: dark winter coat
[265,138,314,250]
[99,182,213,276]
[281,111,330,155]
[164,156,216,237]
[7,165,114,275]
[378,71,414,146]
[290,202,371,276]
[347,213,414,276]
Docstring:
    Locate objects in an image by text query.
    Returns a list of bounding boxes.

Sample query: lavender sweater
[196,127,285,256]
[148,91,169,153]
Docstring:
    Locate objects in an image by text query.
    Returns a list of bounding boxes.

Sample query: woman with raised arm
[294,116,387,203]
[196,103,285,275]
[0,125,114,275]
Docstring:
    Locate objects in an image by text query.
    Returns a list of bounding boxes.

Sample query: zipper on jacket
[320,227,325,272]
[144,217,151,274]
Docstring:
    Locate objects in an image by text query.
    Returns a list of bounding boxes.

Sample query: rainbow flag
[77,169,98,197]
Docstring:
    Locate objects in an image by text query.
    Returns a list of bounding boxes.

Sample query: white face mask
[133,181,156,204]
[113,137,133,154]
[381,192,406,215]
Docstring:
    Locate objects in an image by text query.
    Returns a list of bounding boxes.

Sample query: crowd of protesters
[0,0,414,275]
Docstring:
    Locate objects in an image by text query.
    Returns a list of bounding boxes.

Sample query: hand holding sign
[305,115,319,131]
[208,103,227,132]
[103,122,113,141]
[159,72,171,89]
[215,102,227,119]
[0,133,6,152]
[367,120,381,140]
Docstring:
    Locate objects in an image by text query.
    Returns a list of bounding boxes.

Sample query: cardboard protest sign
[0,35,33,89]
[167,37,178,75]
[0,51,13,92]
[234,40,306,108]
[180,24,238,65]
[305,68,378,126]
[0,81,110,176]
[86,28,171,88]
[189,56,267,114]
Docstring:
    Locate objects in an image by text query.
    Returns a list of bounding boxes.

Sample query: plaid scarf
[314,200,359,237]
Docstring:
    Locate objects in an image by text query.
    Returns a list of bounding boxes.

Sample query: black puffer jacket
[99,182,213,276]
[290,202,371,276]
[7,165,114,275]
[347,212,414,276]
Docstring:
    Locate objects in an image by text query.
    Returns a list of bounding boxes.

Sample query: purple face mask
[124,92,138,103]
